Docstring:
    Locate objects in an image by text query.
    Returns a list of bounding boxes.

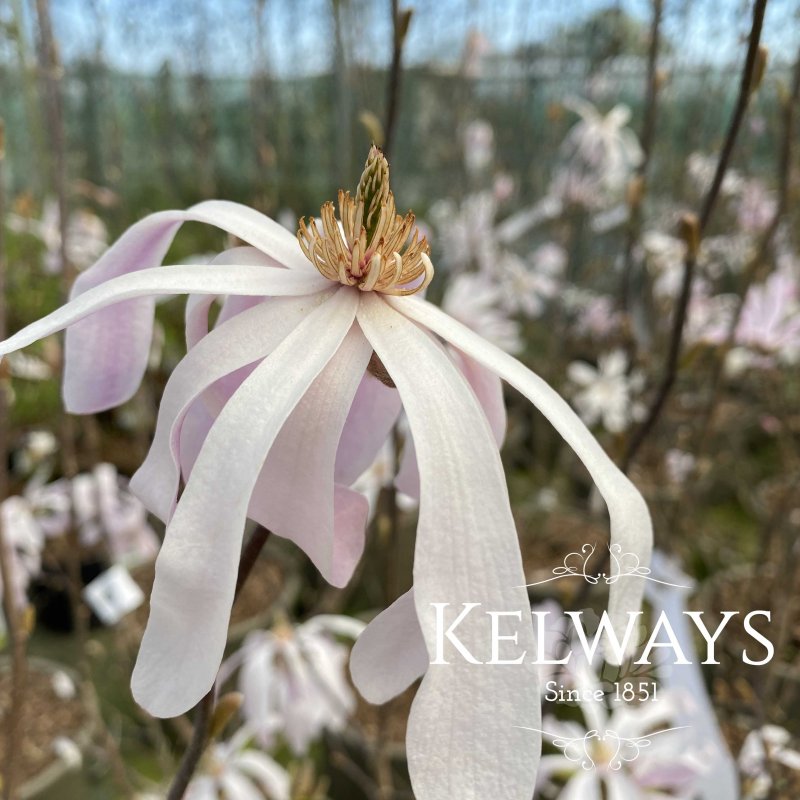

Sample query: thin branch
[166,525,272,800]
[622,0,768,471]
[694,44,800,456]
[383,1,411,160]
[620,0,663,312]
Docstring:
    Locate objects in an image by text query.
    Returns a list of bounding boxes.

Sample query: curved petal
[396,347,506,501]
[131,288,358,718]
[218,771,263,800]
[130,292,333,522]
[357,294,540,800]
[63,201,318,413]
[350,589,429,704]
[387,294,653,660]
[334,373,402,486]
[247,323,373,586]
[185,246,273,349]
[234,752,291,800]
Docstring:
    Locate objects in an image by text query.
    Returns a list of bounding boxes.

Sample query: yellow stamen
[297,146,433,295]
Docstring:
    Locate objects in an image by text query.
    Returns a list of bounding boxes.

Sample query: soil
[0,665,87,786]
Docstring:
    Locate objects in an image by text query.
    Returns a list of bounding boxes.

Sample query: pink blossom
[0,160,653,799]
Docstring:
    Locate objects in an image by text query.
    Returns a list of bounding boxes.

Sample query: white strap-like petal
[387,294,653,657]
[247,325,373,586]
[350,589,429,704]
[233,752,291,800]
[63,201,317,412]
[131,288,358,718]
[131,292,333,522]
[334,373,401,486]
[357,294,540,800]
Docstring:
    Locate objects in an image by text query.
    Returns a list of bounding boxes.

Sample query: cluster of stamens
[297,147,433,295]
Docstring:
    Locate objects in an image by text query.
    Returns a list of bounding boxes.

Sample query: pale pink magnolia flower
[442,272,523,354]
[552,98,643,208]
[686,153,744,198]
[25,464,159,566]
[565,290,622,339]
[462,119,495,174]
[0,150,652,800]
[735,267,800,365]
[185,725,290,800]
[430,192,497,274]
[685,284,737,347]
[536,661,702,800]
[739,725,800,800]
[497,246,564,319]
[567,351,645,434]
[220,615,364,755]
[8,198,108,274]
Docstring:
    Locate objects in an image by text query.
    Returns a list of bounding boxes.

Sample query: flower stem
[166,525,272,800]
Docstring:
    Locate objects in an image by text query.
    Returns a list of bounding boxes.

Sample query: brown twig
[694,45,800,457]
[619,0,663,313]
[166,525,272,800]
[0,117,31,800]
[382,1,412,161]
[622,0,768,472]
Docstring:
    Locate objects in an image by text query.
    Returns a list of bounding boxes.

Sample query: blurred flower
[569,291,622,338]
[5,352,53,381]
[739,726,800,800]
[442,272,522,353]
[221,615,364,755]
[51,670,77,700]
[567,351,645,434]
[51,736,82,770]
[7,198,108,274]
[553,99,643,207]
[27,464,159,566]
[1,151,653,800]
[687,153,743,198]
[685,285,736,347]
[461,29,492,78]
[735,267,800,364]
[186,725,290,800]
[497,245,564,319]
[462,119,495,174]
[646,552,740,800]
[0,495,44,613]
[431,192,498,274]
[664,449,696,484]
[536,659,702,799]
[12,429,58,482]
[736,180,776,235]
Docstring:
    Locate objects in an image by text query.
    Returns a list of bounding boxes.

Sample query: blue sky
[40,0,800,77]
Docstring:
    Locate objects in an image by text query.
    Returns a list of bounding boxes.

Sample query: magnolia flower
[664,449,696,484]
[441,272,522,354]
[537,689,701,799]
[220,615,364,755]
[13,429,58,480]
[27,464,159,566]
[553,98,643,207]
[0,495,44,612]
[567,351,645,434]
[739,725,800,800]
[736,180,776,234]
[735,268,800,364]
[0,148,652,800]
[185,725,290,800]
[497,247,564,319]
[686,153,743,198]
[430,192,498,274]
[8,198,108,274]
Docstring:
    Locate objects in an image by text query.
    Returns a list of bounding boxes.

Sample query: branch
[622,0,769,471]
[382,2,412,160]
[166,525,272,800]
[620,0,663,312]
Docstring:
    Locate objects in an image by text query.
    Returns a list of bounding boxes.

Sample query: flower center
[297,146,433,295]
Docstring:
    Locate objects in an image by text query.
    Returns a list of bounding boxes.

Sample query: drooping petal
[184,247,273,348]
[234,752,291,800]
[247,323,373,586]
[396,346,506,501]
[357,294,540,800]
[130,292,333,522]
[334,373,401,486]
[387,294,653,658]
[350,589,429,704]
[131,288,358,718]
[63,201,319,413]
[217,771,263,800]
